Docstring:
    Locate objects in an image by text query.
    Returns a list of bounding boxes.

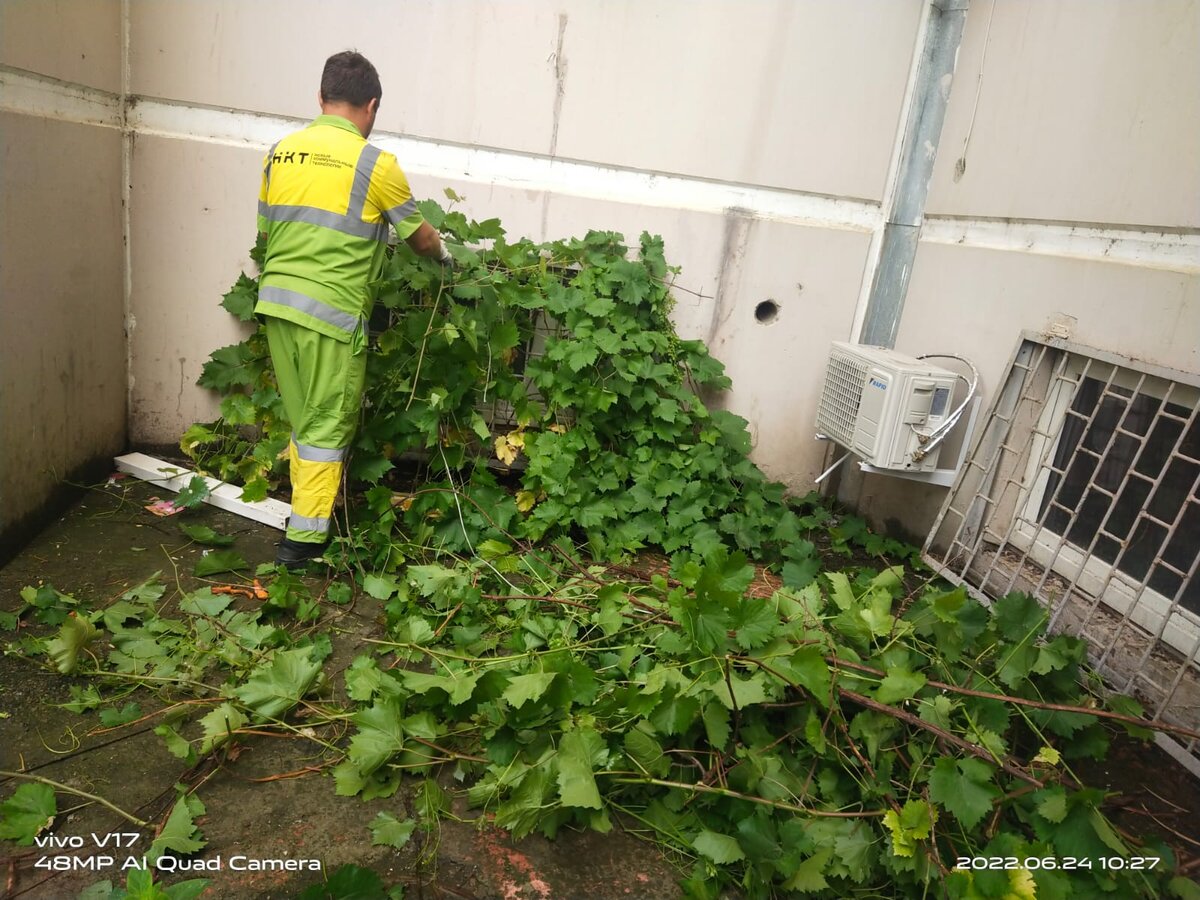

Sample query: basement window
[924,334,1200,749]
[1012,358,1200,654]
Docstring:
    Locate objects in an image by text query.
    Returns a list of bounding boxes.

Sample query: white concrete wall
[122,0,923,485]
[0,1,125,553]
[838,0,1200,539]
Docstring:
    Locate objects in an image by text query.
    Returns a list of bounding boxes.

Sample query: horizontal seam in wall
[4,67,1197,272]
[0,65,122,128]
[921,217,1200,274]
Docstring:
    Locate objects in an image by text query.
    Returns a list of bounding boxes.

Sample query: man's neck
[320,102,371,138]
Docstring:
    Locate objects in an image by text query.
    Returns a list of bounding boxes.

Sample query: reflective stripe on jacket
[255,114,424,342]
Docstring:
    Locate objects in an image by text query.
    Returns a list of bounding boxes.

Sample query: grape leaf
[782,849,832,893]
[556,727,604,809]
[0,783,56,845]
[148,795,206,861]
[875,668,926,705]
[731,598,778,650]
[693,829,745,864]
[502,672,556,709]
[369,812,416,849]
[233,647,327,721]
[173,475,211,510]
[179,524,235,547]
[193,550,248,578]
[198,702,247,754]
[47,614,100,674]
[99,702,143,727]
[928,756,999,830]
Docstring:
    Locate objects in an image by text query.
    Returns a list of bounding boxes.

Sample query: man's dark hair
[320,51,382,108]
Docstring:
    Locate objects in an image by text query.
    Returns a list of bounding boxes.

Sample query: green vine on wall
[183,197,847,577]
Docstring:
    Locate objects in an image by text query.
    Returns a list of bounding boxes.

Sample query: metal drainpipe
[859,0,970,349]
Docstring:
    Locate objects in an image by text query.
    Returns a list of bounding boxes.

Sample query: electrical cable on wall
[911,353,980,461]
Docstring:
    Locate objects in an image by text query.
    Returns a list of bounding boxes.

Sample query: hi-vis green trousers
[264,317,366,544]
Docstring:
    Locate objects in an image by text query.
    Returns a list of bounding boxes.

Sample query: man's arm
[405,221,448,261]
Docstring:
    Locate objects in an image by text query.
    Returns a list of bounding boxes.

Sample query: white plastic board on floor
[114,452,290,531]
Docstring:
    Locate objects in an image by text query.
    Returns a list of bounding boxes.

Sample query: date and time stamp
[954,855,1161,872]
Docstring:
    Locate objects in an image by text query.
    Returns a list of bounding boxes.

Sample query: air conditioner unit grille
[818,353,868,444]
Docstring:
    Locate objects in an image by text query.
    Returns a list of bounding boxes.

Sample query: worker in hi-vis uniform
[256,50,451,567]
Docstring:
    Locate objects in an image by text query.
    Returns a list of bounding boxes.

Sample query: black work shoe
[275,537,329,568]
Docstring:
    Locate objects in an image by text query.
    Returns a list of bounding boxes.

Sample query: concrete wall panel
[697,221,870,486]
[130,1,563,156]
[0,113,125,544]
[128,136,261,446]
[553,0,921,199]
[130,0,920,199]
[928,0,1200,228]
[0,0,122,93]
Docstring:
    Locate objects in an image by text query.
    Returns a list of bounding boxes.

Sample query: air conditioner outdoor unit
[815,342,960,472]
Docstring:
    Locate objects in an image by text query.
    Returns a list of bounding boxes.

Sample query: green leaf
[99,702,143,727]
[730,598,778,650]
[345,655,384,703]
[122,575,167,604]
[623,727,669,777]
[927,756,999,830]
[701,700,731,751]
[148,795,206,861]
[557,727,604,809]
[179,524,235,546]
[197,702,247,754]
[221,273,258,321]
[781,556,821,589]
[782,849,832,893]
[173,475,211,510]
[362,573,400,601]
[502,672,556,709]
[713,672,769,710]
[233,647,327,721]
[772,646,832,706]
[875,668,926,705]
[692,829,745,864]
[883,799,937,858]
[351,455,394,483]
[193,550,248,578]
[993,591,1048,641]
[0,783,56,845]
[47,614,100,674]
[369,812,416,849]
[179,589,235,617]
[345,701,406,778]
[297,863,387,900]
[1035,786,1068,824]
[155,724,197,762]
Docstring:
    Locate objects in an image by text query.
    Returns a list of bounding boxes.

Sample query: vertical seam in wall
[120,0,133,441]
[849,0,936,343]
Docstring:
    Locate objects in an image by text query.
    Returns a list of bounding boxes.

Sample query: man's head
[319,51,381,137]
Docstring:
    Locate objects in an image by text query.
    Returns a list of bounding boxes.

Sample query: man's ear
[368,97,379,116]
[317,90,325,107]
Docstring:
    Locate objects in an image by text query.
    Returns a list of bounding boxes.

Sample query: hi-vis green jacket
[254,114,424,342]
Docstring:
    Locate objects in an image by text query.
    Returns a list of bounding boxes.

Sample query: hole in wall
[754,300,780,324]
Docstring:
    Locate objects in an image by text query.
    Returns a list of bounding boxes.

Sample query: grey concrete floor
[0,479,681,899]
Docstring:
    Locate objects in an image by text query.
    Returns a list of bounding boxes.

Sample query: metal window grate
[923,333,1200,769]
